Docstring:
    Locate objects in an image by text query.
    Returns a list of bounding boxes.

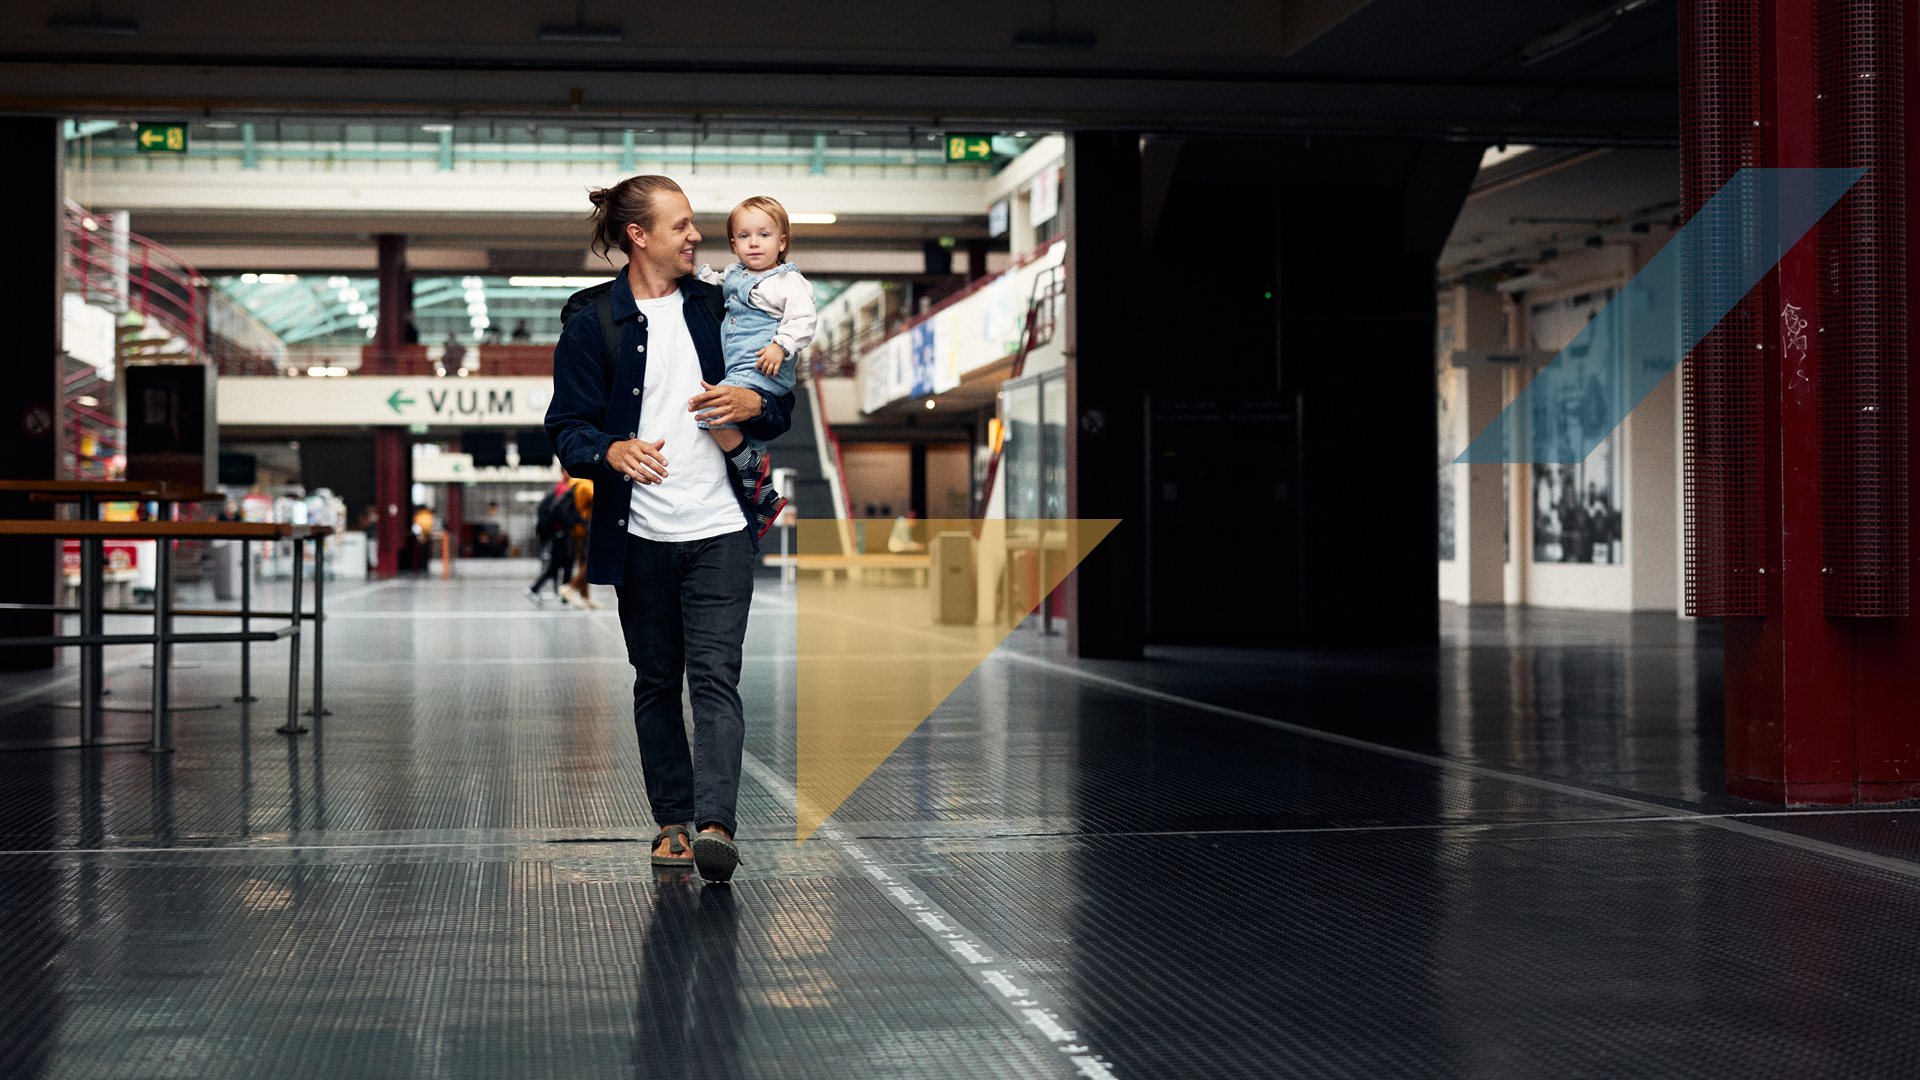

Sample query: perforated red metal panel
[1816,0,1909,617]
[1681,0,1770,617]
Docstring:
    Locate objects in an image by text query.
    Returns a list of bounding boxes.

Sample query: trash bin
[210,539,243,600]
[930,531,976,625]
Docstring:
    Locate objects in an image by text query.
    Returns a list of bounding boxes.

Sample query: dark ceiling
[1,0,1677,143]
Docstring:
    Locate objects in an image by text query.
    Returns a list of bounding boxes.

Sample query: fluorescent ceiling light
[507,276,607,288]
[789,213,837,225]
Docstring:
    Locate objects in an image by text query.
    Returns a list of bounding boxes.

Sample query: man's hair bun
[585,176,685,263]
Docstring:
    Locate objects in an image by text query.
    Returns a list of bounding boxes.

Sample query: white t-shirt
[626,293,743,543]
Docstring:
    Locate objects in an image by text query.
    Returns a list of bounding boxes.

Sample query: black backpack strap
[595,292,619,393]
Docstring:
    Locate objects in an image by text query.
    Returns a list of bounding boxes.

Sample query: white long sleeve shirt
[696,263,818,359]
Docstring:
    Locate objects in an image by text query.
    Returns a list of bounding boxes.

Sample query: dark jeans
[530,535,572,595]
[615,527,753,835]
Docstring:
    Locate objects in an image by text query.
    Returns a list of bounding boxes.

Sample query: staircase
[765,369,843,525]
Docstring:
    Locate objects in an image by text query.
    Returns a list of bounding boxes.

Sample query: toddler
[696,196,815,535]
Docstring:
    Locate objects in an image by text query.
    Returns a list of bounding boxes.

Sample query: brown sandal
[650,824,694,867]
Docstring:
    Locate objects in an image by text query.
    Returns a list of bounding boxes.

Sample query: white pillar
[1448,286,1507,605]
[1624,369,1680,610]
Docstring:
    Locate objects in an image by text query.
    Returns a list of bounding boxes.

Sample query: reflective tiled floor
[3,573,1920,1077]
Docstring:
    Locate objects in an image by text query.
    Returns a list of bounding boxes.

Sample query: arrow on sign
[386,389,416,414]
[138,128,166,148]
[969,140,991,158]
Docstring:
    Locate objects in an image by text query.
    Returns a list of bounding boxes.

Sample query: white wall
[1472,232,1681,612]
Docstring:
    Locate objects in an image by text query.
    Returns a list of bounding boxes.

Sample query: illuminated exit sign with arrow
[136,124,188,153]
[945,134,993,162]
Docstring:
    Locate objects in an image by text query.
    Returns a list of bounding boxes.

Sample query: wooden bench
[761,552,932,587]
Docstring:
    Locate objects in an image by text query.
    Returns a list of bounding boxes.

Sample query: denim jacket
[544,272,794,586]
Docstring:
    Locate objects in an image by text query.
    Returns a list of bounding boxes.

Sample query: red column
[443,482,463,566]
[1849,0,1919,800]
[374,428,407,578]
[1700,0,1915,803]
[371,233,407,372]
[371,234,410,578]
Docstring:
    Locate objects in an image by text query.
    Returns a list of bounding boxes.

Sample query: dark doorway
[1147,396,1302,645]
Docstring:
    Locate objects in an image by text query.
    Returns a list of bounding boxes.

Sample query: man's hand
[689,382,766,426]
[754,343,786,375]
[607,437,669,485]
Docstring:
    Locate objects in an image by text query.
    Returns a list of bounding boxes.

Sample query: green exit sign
[945,134,993,162]
[136,124,188,153]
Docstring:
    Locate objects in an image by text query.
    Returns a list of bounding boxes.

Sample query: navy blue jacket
[544,272,794,586]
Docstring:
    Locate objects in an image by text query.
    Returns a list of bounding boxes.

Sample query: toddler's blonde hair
[726,196,792,260]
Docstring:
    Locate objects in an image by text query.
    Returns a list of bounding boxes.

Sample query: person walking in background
[561,475,598,608]
[545,174,793,883]
[527,473,580,604]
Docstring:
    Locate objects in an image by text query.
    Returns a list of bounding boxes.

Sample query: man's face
[631,191,701,277]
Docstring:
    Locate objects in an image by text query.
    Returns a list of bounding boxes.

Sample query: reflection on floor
[3,583,1920,1077]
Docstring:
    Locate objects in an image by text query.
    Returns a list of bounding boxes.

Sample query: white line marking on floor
[325,609,614,620]
[739,749,1117,1080]
[11,804,1920,860]
[317,579,407,606]
[998,651,1920,884]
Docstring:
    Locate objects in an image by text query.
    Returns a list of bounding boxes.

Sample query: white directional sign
[411,453,562,484]
[218,376,553,427]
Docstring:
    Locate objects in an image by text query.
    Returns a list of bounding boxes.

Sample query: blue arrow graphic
[1457,168,1863,465]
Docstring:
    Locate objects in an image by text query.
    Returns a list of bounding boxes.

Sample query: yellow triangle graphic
[792,518,1119,843]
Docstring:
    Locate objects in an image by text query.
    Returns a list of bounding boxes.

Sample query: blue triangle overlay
[1456,168,1864,465]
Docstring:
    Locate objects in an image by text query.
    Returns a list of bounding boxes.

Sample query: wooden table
[0,481,223,748]
[0,517,331,753]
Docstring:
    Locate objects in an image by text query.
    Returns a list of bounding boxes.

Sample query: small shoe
[650,824,695,868]
[726,444,769,504]
[523,587,543,606]
[691,828,740,883]
[558,583,580,607]
[753,490,787,541]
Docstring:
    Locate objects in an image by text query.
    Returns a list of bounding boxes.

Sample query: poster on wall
[1030,166,1060,225]
[909,322,936,397]
[886,335,913,402]
[1436,379,1457,562]
[982,274,1020,354]
[1528,287,1624,565]
[933,310,961,393]
[988,199,1009,238]
[1533,434,1622,564]
[862,351,891,413]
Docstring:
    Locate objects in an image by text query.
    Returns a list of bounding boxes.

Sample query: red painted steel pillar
[371,234,409,578]
[374,428,407,579]
[443,481,463,567]
[1691,0,1915,803]
[1847,0,1920,799]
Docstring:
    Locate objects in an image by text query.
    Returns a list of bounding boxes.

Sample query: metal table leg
[235,538,256,703]
[145,534,173,754]
[278,537,308,736]
[79,509,104,746]
[307,538,327,722]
